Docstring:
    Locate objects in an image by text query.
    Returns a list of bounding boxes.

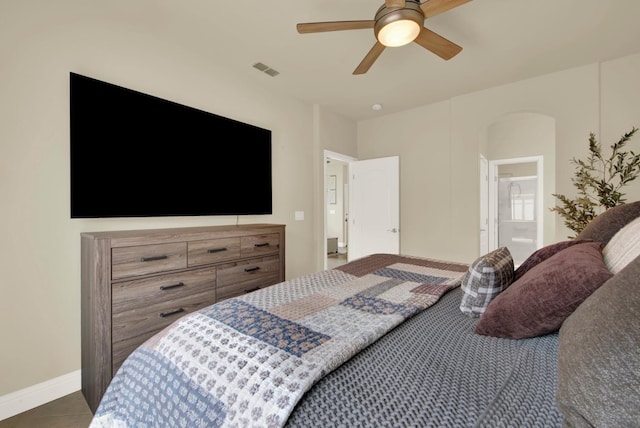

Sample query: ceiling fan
[296,0,472,75]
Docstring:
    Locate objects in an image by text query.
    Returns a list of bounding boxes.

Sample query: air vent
[253,62,280,77]
[253,62,269,71]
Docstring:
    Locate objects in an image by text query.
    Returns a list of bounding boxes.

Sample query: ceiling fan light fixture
[377,19,420,47]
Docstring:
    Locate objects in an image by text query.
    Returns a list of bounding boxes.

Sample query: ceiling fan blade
[297,20,375,34]
[420,0,472,18]
[385,0,406,7]
[413,26,462,60]
[353,42,386,75]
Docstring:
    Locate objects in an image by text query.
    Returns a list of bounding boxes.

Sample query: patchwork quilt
[90,254,468,428]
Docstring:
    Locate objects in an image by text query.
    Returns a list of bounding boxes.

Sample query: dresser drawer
[188,237,241,267]
[112,329,159,375]
[112,242,187,280]
[112,266,216,311]
[111,267,216,371]
[240,233,280,257]
[216,255,280,301]
[111,289,214,373]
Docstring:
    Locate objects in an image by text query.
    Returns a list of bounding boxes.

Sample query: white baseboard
[0,370,81,421]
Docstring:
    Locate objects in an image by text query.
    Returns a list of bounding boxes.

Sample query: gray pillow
[576,201,640,245]
[459,247,514,318]
[557,254,640,427]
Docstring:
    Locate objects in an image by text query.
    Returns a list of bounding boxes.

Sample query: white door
[348,156,400,261]
[342,182,349,248]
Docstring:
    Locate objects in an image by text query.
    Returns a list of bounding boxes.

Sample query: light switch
[295,211,304,221]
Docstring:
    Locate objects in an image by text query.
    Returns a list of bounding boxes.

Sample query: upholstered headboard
[556,202,640,427]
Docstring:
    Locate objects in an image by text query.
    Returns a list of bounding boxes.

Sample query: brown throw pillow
[557,254,640,427]
[513,239,592,281]
[475,241,613,339]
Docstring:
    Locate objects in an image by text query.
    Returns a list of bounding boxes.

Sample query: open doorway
[323,150,401,269]
[324,150,356,269]
[488,156,543,267]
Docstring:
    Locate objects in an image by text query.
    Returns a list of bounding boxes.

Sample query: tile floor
[327,251,348,269]
[0,391,92,428]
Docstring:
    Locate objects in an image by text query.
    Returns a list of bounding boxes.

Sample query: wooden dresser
[80,223,285,412]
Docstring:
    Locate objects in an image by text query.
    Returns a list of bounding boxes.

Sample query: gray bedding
[90,253,563,427]
[286,287,563,427]
[89,202,640,427]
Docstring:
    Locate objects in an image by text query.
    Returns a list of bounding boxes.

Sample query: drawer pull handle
[160,308,185,318]
[244,266,260,273]
[244,286,260,293]
[140,255,168,262]
[207,247,228,253]
[254,243,269,248]
[160,282,185,291]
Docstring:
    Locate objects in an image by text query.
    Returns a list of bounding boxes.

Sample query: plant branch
[551,127,638,237]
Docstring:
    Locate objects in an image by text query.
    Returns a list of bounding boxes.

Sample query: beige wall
[314,108,358,266]
[601,54,640,205]
[0,1,355,405]
[357,101,455,260]
[2,0,640,417]
[358,54,640,263]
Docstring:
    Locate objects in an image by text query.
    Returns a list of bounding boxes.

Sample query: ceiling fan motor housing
[374,1,425,46]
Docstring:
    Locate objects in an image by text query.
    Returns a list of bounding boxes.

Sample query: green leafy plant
[551,126,639,237]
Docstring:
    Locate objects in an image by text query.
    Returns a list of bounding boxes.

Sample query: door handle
[388,228,398,233]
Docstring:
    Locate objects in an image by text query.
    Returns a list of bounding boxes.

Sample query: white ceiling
[117,0,640,121]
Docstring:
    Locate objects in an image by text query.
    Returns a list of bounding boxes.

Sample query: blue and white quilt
[90,254,468,428]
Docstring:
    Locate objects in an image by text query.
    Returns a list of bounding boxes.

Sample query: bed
[89,202,640,428]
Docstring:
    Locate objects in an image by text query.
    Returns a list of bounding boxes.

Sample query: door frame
[324,150,357,269]
[479,154,489,255]
[487,155,543,253]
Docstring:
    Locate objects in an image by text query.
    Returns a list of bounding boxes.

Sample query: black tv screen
[70,72,272,218]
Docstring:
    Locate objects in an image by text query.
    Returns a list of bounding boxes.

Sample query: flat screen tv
[70,72,272,218]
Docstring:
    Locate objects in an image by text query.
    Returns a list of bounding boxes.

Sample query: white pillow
[603,215,640,274]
